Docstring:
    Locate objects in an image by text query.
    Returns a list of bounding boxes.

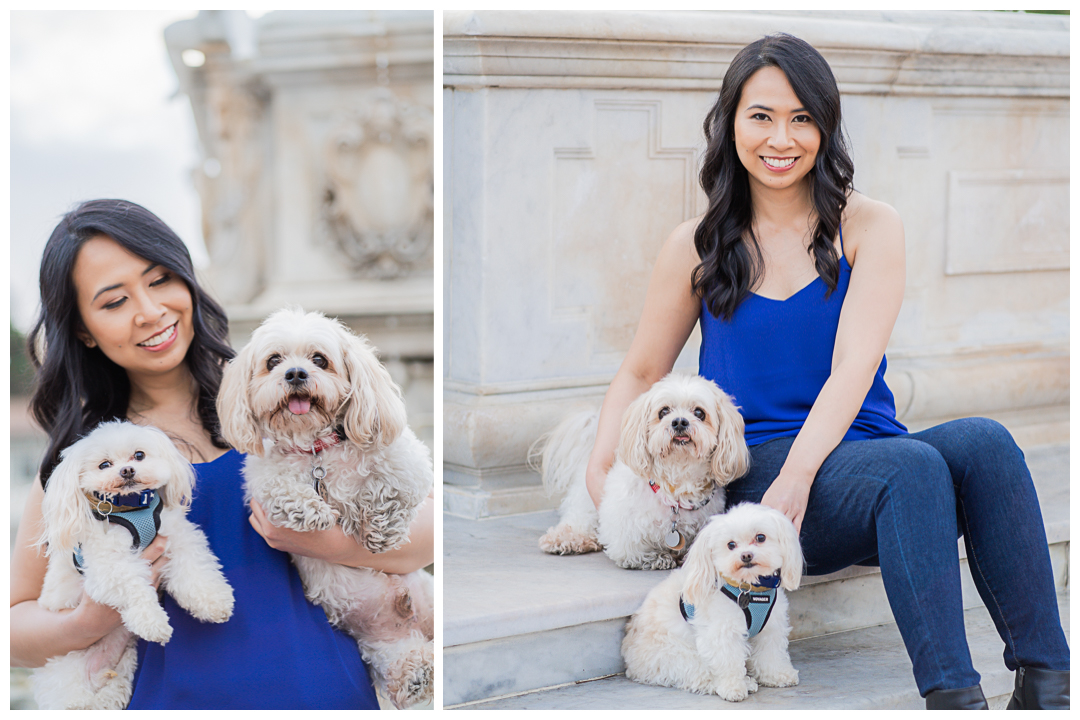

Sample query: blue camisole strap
[698,228,907,447]
[126,450,379,709]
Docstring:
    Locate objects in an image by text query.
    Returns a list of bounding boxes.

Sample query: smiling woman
[12,198,399,709]
[29,199,232,476]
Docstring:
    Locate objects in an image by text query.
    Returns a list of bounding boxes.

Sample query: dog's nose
[741,552,754,564]
[284,367,309,386]
[671,417,689,431]
[120,466,136,481]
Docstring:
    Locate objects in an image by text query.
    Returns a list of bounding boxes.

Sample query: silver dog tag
[738,592,751,610]
[664,530,684,550]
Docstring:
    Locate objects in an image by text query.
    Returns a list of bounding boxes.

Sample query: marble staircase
[442,441,1070,709]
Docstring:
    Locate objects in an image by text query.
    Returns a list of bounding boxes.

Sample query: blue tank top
[698,237,907,447]
[127,450,378,709]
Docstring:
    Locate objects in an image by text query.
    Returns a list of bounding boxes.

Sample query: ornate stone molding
[444,11,1068,97]
[322,89,434,278]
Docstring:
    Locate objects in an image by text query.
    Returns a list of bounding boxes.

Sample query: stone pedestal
[166,10,434,447]
[444,10,1069,517]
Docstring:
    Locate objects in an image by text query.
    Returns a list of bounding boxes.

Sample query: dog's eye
[312,353,328,369]
[658,407,670,420]
[693,407,706,421]
[727,541,736,550]
[99,460,112,470]
[267,354,283,371]
[133,451,145,461]
[755,534,766,543]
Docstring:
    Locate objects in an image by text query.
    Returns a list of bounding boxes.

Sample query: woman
[10,199,434,709]
[584,35,1068,710]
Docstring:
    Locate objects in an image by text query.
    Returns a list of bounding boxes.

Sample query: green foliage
[10,323,36,397]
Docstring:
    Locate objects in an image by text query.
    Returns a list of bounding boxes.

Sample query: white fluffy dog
[622,503,803,701]
[217,307,434,709]
[534,374,750,570]
[32,420,235,710]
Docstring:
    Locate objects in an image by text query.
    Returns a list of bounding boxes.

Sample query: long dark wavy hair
[28,199,235,488]
[692,33,854,320]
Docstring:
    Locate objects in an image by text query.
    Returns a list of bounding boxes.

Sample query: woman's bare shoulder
[844,192,902,233]
[661,214,705,265]
[842,192,903,257]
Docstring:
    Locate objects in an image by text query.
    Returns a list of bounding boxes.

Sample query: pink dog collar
[280,426,347,455]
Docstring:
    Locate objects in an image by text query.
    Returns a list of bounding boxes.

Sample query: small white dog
[622,503,803,701]
[32,420,235,710]
[534,374,750,569]
[217,308,434,709]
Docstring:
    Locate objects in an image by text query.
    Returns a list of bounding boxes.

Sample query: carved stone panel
[322,88,434,279]
[945,169,1068,276]
[550,100,697,366]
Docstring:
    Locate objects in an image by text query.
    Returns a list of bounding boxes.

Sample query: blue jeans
[724,417,1070,696]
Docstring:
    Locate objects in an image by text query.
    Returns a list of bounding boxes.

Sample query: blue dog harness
[73,489,163,574]
[679,570,782,639]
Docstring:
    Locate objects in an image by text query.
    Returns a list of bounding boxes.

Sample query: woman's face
[73,235,195,380]
[732,65,821,194]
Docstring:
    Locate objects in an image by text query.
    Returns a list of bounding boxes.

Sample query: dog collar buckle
[310,444,329,501]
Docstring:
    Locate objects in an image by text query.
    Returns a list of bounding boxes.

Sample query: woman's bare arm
[11,480,168,667]
[248,493,435,575]
[760,195,906,531]
[584,218,703,509]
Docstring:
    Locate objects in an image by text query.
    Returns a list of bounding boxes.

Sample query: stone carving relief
[322,88,434,279]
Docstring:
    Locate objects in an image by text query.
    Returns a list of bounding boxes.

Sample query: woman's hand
[248,500,359,564]
[760,472,812,534]
[584,458,611,511]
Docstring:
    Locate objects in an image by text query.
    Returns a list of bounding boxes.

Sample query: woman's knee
[949,417,1020,453]
[912,417,1032,496]
[885,440,954,499]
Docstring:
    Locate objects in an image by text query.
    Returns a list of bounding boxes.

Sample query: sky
[10,10,209,332]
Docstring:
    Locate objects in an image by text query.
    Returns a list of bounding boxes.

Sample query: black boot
[926,685,989,709]
[1006,667,1070,710]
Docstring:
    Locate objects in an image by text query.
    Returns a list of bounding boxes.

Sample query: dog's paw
[712,675,751,702]
[121,604,173,644]
[539,524,602,555]
[636,554,678,571]
[361,524,410,554]
[185,582,236,624]
[268,496,339,532]
[383,642,434,709]
[755,665,799,688]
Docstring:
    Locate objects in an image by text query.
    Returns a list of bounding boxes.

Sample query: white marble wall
[444,10,1069,517]
[166,11,435,447]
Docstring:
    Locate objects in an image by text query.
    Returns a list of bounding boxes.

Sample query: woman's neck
[126,364,224,463]
[748,179,815,233]
[127,363,198,417]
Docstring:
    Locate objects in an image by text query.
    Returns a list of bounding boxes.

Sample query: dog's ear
[38,444,97,556]
[154,429,196,509]
[216,340,265,456]
[681,520,720,608]
[617,391,654,480]
[773,511,804,591]
[709,387,750,485]
[339,325,407,451]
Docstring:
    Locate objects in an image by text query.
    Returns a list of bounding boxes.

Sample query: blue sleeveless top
[698,239,907,447]
[127,450,379,709]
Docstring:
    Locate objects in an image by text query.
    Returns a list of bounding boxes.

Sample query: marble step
[452,591,1070,709]
[442,443,1069,707]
